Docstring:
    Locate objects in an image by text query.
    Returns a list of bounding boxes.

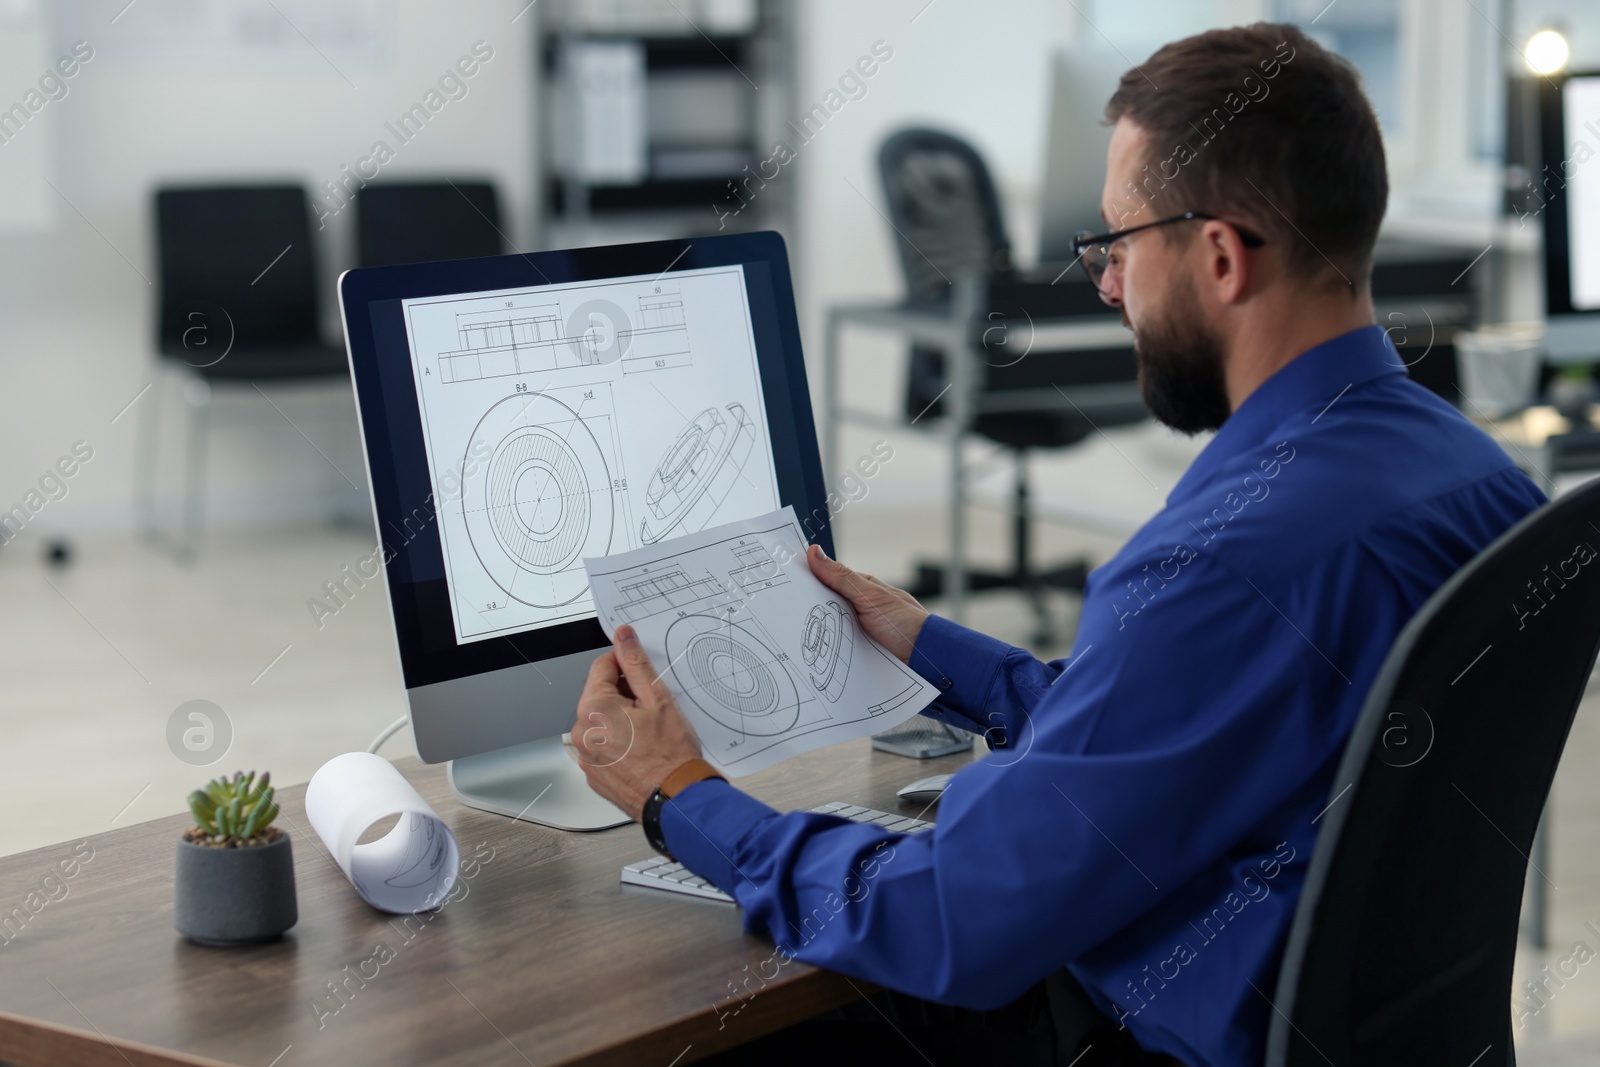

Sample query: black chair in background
[877,127,1144,645]
[1268,477,1600,1064]
[141,185,348,554]
[1369,241,1480,405]
[355,181,504,268]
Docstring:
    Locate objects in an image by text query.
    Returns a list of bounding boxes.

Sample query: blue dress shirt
[661,325,1545,1066]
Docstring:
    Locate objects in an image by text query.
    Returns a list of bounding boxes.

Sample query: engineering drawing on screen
[402,265,782,644]
[461,389,617,613]
[584,509,939,776]
[641,403,756,544]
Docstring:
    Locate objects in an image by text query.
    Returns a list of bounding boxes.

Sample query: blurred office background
[3,1,1600,1058]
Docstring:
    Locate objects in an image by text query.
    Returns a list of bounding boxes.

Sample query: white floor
[0,522,409,856]
[1,504,1597,1061]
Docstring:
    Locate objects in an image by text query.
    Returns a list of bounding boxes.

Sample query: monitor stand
[449,737,630,831]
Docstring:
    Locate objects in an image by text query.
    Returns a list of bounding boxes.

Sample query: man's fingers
[573,652,623,756]
[613,624,669,709]
[808,543,873,601]
[806,543,840,588]
[584,648,623,697]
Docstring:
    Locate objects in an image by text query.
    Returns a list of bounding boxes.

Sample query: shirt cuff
[908,614,1013,725]
[659,777,778,894]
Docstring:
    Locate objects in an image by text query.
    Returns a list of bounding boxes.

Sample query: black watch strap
[641,787,673,859]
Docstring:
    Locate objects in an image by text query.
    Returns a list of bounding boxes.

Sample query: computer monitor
[1539,72,1600,363]
[338,232,831,830]
[1037,47,1129,264]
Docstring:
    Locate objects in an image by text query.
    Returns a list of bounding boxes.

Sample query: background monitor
[338,232,830,829]
[1037,47,1129,264]
[1540,72,1600,363]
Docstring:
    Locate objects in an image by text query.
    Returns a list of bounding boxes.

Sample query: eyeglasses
[1071,212,1267,295]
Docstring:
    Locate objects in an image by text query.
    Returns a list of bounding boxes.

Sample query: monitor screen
[1563,75,1600,312]
[339,233,828,694]
[398,264,782,645]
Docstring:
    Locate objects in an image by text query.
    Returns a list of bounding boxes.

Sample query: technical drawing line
[648,382,765,499]
[404,263,778,647]
[800,600,854,702]
[640,403,757,543]
[440,291,690,384]
[588,515,939,773]
[460,390,617,612]
[667,612,801,738]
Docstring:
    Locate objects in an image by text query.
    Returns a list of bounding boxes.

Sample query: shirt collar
[1169,324,1406,505]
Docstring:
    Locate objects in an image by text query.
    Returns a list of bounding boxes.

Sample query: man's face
[1098,120,1231,435]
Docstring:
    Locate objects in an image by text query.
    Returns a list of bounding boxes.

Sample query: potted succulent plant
[174,771,298,946]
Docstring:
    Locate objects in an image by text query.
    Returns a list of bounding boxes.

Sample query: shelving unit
[533,0,798,252]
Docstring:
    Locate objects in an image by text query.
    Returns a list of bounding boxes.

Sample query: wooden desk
[0,740,971,1067]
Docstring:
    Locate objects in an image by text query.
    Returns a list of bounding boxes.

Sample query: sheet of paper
[306,752,460,914]
[584,506,938,776]
[399,264,781,645]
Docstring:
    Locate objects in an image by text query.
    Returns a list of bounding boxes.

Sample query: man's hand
[570,624,705,822]
[806,544,929,664]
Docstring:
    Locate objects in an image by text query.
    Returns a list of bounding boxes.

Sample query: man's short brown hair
[1104,23,1387,291]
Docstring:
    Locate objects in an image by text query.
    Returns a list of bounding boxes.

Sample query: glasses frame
[1071,211,1267,293]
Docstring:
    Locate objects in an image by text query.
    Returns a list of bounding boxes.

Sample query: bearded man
[572,22,1544,1067]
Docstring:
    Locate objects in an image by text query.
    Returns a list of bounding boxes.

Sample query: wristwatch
[641,758,725,860]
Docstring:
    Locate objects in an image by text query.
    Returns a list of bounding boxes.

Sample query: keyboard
[620,801,936,903]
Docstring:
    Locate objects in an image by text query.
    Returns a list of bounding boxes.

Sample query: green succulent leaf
[187,791,214,831]
[188,771,280,841]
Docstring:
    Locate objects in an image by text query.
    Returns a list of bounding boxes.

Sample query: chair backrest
[877,128,1010,306]
[355,181,503,269]
[155,185,322,354]
[1268,476,1600,1065]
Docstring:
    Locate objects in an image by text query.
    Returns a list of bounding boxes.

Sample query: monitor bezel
[338,231,833,691]
[1539,71,1600,320]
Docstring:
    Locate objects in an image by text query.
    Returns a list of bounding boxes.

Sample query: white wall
[0,0,1506,548]
[0,0,536,543]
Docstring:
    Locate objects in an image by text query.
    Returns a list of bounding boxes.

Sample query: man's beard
[1128,274,1232,435]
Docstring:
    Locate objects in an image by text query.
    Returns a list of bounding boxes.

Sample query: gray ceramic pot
[174,833,298,947]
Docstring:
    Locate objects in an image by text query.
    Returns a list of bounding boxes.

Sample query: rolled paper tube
[306,752,460,914]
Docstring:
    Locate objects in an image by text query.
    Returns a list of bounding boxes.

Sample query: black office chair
[1369,245,1481,405]
[1267,477,1600,1065]
[877,127,1144,645]
[141,185,348,553]
[355,181,504,268]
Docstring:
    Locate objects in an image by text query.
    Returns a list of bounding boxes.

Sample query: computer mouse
[897,774,953,804]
